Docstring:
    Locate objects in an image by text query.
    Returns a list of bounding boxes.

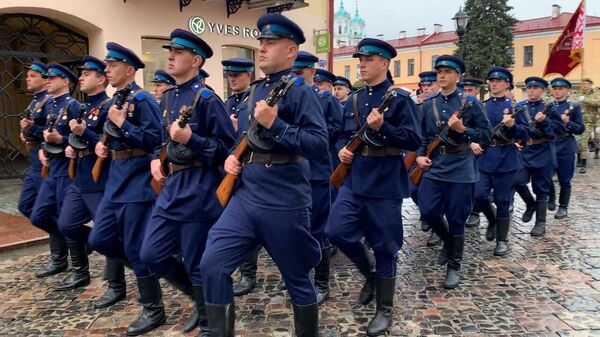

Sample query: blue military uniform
[325,38,421,336]
[548,78,585,220]
[474,67,530,255]
[416,55,491,289]
[140,29,236,337]
[87,42,166,336]
[29,62,80,278]
[222,57,254,116]
[199,13,326,336]
[513,77,564,237]
[18,61,49,219]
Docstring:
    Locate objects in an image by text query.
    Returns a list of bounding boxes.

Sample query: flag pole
[580,0,586,92]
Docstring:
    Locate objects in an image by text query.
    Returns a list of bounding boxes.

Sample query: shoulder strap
[432,96,442,127]
[247,84,258,118]
[352,93,360,129]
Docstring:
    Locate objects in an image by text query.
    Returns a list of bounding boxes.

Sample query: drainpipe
[328,0,334,71]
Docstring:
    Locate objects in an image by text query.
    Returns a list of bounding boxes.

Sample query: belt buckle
[110,149,117,159]
[439,146,446,155]
[361,147,369,156]
[168,162,176,175]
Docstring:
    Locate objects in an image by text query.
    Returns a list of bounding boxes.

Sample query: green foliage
[455,0,517,80]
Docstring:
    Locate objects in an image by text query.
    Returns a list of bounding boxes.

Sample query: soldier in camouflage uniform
[577,78,600,172]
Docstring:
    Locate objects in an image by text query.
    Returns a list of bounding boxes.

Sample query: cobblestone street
[1,161,600,336]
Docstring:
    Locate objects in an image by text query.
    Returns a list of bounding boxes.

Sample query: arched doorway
[0,13,88,178]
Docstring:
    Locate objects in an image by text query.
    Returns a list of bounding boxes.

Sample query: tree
[455,0,517,81]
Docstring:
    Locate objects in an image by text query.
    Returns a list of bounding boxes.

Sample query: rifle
[215,75,294,207]
[329,90,397,189]
[490,104,527,143]
[151,106,193,194]
[40,114,58,179]
[409,98,473,185]
[527,103,553,138]
[68,103,87,179]
[91,85,131,183]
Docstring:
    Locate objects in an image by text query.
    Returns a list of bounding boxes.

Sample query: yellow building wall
[333,26,600,100]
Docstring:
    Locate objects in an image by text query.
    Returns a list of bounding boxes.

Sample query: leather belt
[555,134,571,140]
[76,149,91,157]
[25,141,41,151]
[437,143,469,155]
[360,147,404,157]
[490,139,514,147]
[110,148,147,160]
[527,137,553,145]
[246,152,304,165]
[168,160,204,175]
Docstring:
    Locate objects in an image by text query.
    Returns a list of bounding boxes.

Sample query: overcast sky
[334,0,600,39]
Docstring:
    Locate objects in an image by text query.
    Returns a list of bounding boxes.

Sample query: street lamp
[453,6,469,58]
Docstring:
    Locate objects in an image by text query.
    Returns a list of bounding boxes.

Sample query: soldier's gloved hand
[95,141,108,158]
[224,154,242,175]
[69,119,87,136]
[150,159,166,184]
[416,156,431,170]
[230,114,238,133]
[254,100,277,129]
[338,147,354,164]
[44,129,63,143]
[366,108,384,131]
[170,118,192,144]
[65,145,76,159]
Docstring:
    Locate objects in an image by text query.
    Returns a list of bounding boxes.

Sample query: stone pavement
[1,160,600,336]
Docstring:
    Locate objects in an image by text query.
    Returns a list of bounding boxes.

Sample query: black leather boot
[419,215,430,231]
[531,200,547,237]
[576,154,582,167]
[206,303,235,337]
[427,231,442,246]
[94,258,126,309]
[465,212,480,228]
[595,148,599,159]
[494,218,510,256]
[481,202,497,241]
[55,241,90,291]
[548,183,556,211]
[126,275,166,336]
[161,260,198,333]
[190,285,210,337]
[580,159,587,173]
[366,276,395,336]
[233,246,260,296]
[516,185,536,222]
[292,303,318,337]
[554,185,571,219]
[443,235,464,289]
[314,248,331,305]
[35,233,68,278]
[349,246,376,305]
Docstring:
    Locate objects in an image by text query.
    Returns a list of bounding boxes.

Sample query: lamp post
[453,6,469,59]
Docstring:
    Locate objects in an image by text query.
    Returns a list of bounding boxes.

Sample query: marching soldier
[18,62,49,223]
[333,75,352,107]
[415,55,491,288]
[578,78,600,172]
[150,69,175,102]
[472,67,529,256]
[200,13,328,336]
[462,77,483,98]
[29,63,80,278]
[419,71,439,99]
[222,57,254,132]
[143,29,236,336]
[88,42,165,336]
[547,78,585,220]
[55,56,116,293]
[326,38,422,335]
[514,77,562,237]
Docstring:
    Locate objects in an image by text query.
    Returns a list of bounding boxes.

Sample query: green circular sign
[189,16,206,35]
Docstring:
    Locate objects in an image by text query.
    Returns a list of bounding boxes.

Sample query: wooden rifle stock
[403,151,417,171]
[41,114,58,180]
[68,158,76,180]
[41,164,49,179]
[216,136,249,207]
[91,135,109,183]
[329,90,397,188]
[408,137,441,185]
[150,145,168,194]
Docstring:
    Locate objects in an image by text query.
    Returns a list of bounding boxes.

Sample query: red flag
[543,0,585,77]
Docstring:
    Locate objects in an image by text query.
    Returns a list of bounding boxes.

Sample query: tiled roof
[334,13,600,56]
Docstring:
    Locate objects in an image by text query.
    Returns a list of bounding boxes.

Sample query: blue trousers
[200,196,320,305]
[514,166,553,201]
[18,170,43,219]
[325,185,403,277]
[311,179,331,249]
[88,199,154,277]
[475,171,517,219]
[141,214,215,285]
[58,185,103,243]
[30,176,72,235]
[556,152,575,187]
[418,177,474,236]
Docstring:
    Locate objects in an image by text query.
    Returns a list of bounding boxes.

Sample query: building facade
[333,5,600,101]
